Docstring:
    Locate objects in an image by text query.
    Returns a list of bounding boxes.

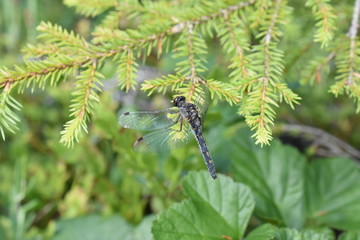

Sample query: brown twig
[280,124,360,162]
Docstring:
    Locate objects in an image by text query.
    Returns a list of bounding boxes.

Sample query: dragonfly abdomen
[193,128,217,179]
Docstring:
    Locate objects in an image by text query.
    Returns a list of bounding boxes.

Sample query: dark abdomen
[193,128,217,179]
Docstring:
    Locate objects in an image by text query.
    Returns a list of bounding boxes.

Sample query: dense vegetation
[0,0,359,239]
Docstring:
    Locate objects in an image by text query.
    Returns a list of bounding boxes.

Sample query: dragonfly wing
[134,122,193,153]
[189,85,209,124]
[119,107,179,131]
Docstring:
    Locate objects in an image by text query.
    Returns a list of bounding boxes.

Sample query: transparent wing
[134,121,194,153]
[119,107,179,131]
[192,85,209,124]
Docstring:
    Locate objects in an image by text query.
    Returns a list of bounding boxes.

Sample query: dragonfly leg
[171,114,181,124]
[165,114,184,133]
[169,118,183,132]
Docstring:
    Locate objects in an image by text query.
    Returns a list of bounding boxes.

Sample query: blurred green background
[0,0,359,239]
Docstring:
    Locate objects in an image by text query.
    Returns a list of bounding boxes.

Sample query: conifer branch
[37,22,91,53]
[275,82,300,109]
[346,0,360,86]
[142,74,186,95]
[0,56,87,91]
[181,0,256,26]
[100,10,123,29]
[92,28,133,45]
[92,0,256,57]
[234,78,259,93]
[330,0,360,112]
[0,73,21,140]
[349,85,360,112]
[82,0,260,77]
[217,10,251,83]
[1,22,99,95]
[60,60,103,147]
[305,0,336,48]
[22,43,61,58]
[64,0,119,17]
[98,1,145,29]
[117,49,138,92]
[186,80,197,103]
[143,75,240,106]
[173,24,207,78]
[92,22,171,58]
[187,25,198,79]
[135,1,179,23]
[239,0,300,145]
[251,0,272,28]
[249,0,283,145]
[203,80,241,106]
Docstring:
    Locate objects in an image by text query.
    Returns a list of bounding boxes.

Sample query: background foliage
[0,0,360,239]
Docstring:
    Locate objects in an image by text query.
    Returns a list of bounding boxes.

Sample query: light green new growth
[305,0,336,48]
[60,60,104,147]
[0,0,356,146]
[64,0,119,17]
[116,49,139,92]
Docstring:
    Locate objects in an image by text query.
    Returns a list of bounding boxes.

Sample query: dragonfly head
[173,96,186,107]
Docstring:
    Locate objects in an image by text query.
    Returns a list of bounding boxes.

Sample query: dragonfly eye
[173,96,186,106]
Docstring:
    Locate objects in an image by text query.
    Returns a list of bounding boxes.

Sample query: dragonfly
[118,89,217,179]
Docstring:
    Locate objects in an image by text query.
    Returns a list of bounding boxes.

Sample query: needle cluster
[0,0,356,147]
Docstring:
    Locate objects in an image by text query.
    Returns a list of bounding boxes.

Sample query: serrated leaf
[231,134,306,228]
[152,171,255,240]
[245,224,277,240]
[305,158,360,231]
[183,171,255,237]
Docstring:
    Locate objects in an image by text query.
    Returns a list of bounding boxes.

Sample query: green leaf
[231,135,306,228]
[275,228,334,240]
[339,232,360,240]
[53,215,132,240]
[305,158,360,231]
[230,130,360,231]
[183,171,255,236]
[152,199,228,240]
[245,224,277,240]
[152,171,255,240]
[300,229,335,240]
